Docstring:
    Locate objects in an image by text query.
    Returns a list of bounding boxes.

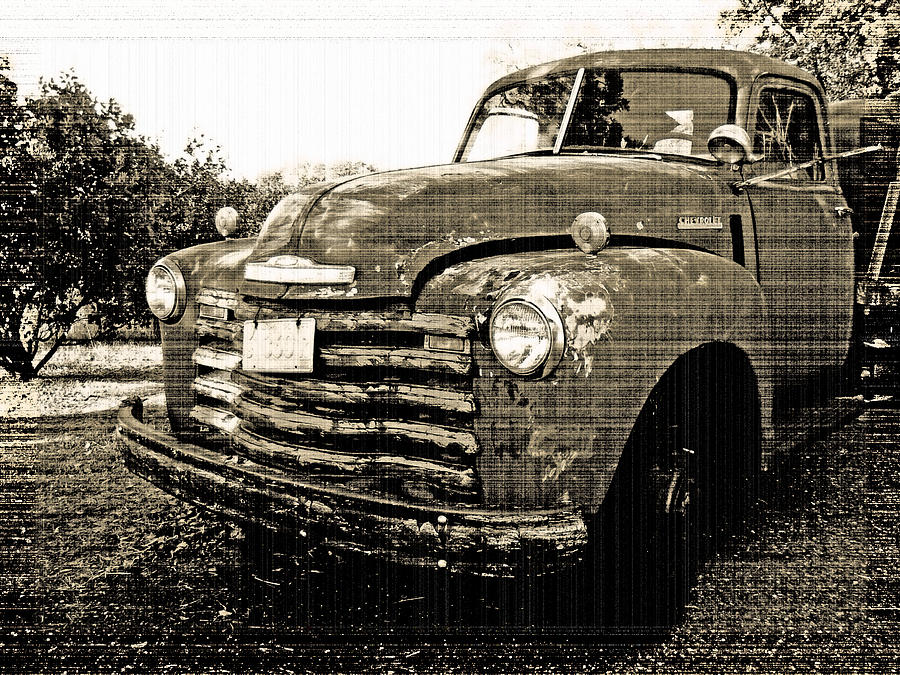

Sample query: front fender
[417,247,771,512]
[158,238,255,430]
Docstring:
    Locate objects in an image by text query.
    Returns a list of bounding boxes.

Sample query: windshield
[460,69,734,161]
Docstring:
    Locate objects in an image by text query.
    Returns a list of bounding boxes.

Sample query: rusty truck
[117,49,900,625]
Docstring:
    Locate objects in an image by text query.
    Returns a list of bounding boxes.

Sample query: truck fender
[159,238,255,430]
[419,247,771,512]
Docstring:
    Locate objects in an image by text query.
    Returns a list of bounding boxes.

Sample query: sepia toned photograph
[1,0,899,671]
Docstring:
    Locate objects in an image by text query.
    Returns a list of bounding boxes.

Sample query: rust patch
[507,269,619,378]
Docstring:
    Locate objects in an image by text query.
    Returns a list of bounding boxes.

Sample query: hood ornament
[571,212,610,254]
[245,255,356,284]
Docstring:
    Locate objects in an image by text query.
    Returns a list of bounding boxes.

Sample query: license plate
[242,318,315,373]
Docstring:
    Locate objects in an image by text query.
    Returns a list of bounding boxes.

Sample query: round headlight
[489,297,564,376]
[146,261,186,321]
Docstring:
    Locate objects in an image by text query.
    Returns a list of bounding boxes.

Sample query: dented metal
[117,397,587,575]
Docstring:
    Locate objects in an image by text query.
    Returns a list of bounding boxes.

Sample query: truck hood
[243,155,743,300]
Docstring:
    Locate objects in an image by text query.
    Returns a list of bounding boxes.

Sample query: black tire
[588,350,760,627]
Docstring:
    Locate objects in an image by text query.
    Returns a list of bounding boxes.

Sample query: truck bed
[831,99,900,389]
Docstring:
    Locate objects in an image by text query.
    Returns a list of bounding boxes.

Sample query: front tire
[590,350,760,626]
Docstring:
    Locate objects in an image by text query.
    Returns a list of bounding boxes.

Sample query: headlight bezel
[146,259,186,322]
[489,295,565,378]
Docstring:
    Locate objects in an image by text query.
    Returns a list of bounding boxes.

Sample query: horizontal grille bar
[235,305,473,338]
[236,392,479,455]
[193,346,241,371]
[196,288,240,310]
[191,404,239,435]
[193,370,242,405]
[194,342,472,380]
[199,316,472,352]
[232,369,475,416]
[196,316,239,341]
[318,346,472,376]
[233,425,479,500]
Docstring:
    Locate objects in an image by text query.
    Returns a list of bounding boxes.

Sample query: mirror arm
[733,144,883,190]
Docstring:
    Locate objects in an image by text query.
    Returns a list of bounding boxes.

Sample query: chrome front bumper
[116,397,587,577]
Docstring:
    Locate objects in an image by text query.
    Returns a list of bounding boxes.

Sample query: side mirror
[215,207,239,238]
[707,125,762,166]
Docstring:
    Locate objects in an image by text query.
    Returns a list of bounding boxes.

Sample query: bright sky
[2,0,747,179]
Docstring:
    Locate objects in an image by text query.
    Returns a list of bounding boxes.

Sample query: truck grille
[190,289,481,504]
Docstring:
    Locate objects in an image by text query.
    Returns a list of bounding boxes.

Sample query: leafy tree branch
[0,62,373,380]
[720,0,900,99]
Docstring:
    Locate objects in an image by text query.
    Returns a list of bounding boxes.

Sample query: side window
[753,89,824,181]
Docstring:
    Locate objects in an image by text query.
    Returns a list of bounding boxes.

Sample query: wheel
[588,353,759,627]
[589,414,699,627]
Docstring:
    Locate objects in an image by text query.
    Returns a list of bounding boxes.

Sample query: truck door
[743,80,855,398]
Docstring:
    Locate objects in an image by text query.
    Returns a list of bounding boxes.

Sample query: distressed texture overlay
[3,8,900,670]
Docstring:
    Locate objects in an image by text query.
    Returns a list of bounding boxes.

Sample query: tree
[147,136,234,253]
[0,69,162,379]
[0,59,41,378]
[0,62,377,380]
[720,0,900,99]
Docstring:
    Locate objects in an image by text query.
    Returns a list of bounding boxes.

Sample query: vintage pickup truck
[117,49,900,624]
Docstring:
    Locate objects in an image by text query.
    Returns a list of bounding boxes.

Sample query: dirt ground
[2,343,900,672]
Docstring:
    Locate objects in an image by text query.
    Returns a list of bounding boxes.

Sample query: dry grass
[34,341,162,378]
[0,342,163,418]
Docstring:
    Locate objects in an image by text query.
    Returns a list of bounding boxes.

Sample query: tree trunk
[30,336,65,378]
[0,340,36,381]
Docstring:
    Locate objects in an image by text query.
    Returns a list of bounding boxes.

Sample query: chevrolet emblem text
[677,215,723,230]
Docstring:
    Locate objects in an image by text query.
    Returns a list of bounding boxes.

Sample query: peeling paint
[524,424,598,484]
[563,292,613,350]
[310,284,360,298]
[504,270,617,377]
[541,446,582,482]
